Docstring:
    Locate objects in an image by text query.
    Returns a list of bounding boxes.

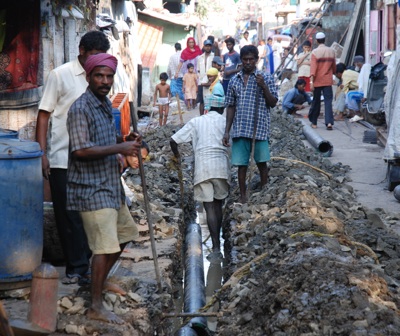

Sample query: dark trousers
[308,85,334,126]
[287,94,307,114]
[49,169,91,276]
[222,79,230,95]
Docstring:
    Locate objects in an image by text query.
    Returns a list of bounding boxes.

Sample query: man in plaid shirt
[223,45,278,203]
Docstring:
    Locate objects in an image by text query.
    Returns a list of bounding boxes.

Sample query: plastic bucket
[0,139,43,286]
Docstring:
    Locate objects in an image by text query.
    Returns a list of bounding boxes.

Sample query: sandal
[326,124,333,130]
[311,124,317,129]
[61,274,80,285]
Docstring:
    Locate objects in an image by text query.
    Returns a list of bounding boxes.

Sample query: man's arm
[36,110,51,179]
[256,74,277,108]
[223,105,235,147]
[72,140,141,161]
[170,139,180,158]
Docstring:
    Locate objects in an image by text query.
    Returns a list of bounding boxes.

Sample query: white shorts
[158,97,169,106]
[194,178,229,202]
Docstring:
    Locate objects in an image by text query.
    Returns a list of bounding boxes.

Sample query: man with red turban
[67,53,142,324]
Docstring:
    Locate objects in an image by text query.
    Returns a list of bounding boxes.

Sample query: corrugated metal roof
[138,21,163,69]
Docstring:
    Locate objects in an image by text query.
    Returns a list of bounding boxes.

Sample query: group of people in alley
[36,27,367,325]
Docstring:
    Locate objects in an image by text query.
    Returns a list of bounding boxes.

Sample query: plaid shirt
[225,70,277,140]
[66,88,125,211]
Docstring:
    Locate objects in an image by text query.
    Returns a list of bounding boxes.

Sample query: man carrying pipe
[170,93,230,260]
[222,45,278,204]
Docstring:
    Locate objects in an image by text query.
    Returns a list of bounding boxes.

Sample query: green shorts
[231,137,270,166]
[80,203,139,255]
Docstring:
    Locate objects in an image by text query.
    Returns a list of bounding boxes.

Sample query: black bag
[369,62,387,80]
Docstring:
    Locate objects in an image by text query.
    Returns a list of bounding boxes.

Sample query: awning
[137,21,163,69]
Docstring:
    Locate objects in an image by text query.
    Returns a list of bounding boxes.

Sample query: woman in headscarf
[203,67,224,113]
[174,37,203,79]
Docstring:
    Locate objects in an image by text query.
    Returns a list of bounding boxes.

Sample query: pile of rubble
[215,112,400,335]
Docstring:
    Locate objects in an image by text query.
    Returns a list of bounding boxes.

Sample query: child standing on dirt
[182,63,198,110]
[153,72,171,126]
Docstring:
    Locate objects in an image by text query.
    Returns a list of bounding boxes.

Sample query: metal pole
[365,0,370,63]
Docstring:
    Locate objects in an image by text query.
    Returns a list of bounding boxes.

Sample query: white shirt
[357,63,372,97]
[167,51,182,79]
[171,111,230,185]
[38,58,88,169]
[196,52,214,85]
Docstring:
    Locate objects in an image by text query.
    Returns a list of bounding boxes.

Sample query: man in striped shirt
[170,94,229,260]
[308,32,336,130]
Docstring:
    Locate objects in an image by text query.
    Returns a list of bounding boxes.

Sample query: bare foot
[86,307,124,324]
[104,281,127,295]
[239,195,248,204]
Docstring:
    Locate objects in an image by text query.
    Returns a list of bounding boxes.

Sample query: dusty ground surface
[3,100,400,335]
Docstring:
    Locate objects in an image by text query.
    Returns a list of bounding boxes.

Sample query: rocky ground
[4,103,400,335]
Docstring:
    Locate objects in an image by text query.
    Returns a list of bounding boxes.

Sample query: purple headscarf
[84,53,118,75]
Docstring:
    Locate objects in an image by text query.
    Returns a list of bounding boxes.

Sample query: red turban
[84,53,118,75]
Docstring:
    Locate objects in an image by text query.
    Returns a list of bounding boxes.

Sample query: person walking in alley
[167,42,184,101]
[170,93,230,260]
[222,37,241,94]
[153,72,171,126]
[296,40,312,92]
[183,63,198,110]
[197,39,214,115]
[67,53,142,324]
[36,31,110,285]
[222,45,278,204]
[308,32,336,130]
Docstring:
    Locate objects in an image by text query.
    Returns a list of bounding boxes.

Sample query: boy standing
[153,72,171,126]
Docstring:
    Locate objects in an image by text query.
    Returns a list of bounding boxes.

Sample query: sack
[369,62,387,80]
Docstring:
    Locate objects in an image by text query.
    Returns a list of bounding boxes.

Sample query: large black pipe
[175,222,208,336]
[302,121,334,157]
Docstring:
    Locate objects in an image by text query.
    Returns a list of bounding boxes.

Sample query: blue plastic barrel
[0,128,18,138]
[112,108,121,136]
[0,139,43,286]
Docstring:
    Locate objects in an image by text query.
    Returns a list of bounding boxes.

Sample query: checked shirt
[66,88,125,212]
[225,70,278,140]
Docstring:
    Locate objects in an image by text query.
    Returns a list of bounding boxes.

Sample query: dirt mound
[216,112,400,335]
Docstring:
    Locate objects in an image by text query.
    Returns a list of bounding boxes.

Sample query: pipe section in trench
[175,222,209,336]
[301,120,333,157]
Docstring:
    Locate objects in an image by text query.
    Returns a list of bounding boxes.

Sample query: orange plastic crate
[110,93,130,136]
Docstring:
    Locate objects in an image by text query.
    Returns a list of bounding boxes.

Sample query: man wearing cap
[170,92,229,260]
[36,31,110,286]
[197,39,215,115]
[308,32,336,130]
[67,53,142,324]
[167,42,184,102]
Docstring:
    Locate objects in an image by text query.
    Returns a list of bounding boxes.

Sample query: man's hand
[255,74,267,89]
[295,104,305,111]
[222,132,230,147]
[125,132,141,142]
[41,154,50,180]
[119,136,142,156]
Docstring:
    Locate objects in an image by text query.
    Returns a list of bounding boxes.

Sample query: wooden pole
[0,302,14,336]
[176,93,184,125]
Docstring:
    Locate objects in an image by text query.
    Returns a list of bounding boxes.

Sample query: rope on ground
[290,231,334,239]
[199,252,269,313]
[271,156,332,179]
